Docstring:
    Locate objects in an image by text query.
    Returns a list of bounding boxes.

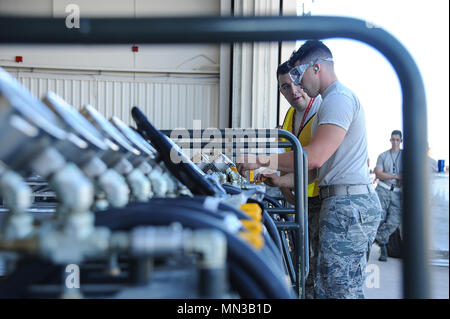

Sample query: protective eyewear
[289,58,333,85]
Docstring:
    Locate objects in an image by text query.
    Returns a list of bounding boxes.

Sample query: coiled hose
[221,185,284,258]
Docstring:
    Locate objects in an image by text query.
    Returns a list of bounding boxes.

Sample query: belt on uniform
[377,180,402,193]
[319,184,375,200]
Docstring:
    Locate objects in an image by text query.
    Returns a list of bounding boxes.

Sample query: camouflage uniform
[282,194,321,299]
[374,148,403,246]
[375,185,402,245]
[315,192,381,299]
[305,196,321,299]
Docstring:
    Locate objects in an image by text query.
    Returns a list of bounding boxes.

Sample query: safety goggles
[289,58,333,85]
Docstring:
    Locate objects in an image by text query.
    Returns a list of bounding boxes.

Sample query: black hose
[215,200,286,275]
[262,193,283,208]
[220,186,285,254]
[0,258,62,298]
[120,199,286,276]
[221,184,241,195]
[198,188,286,274]
[0,201,293,298]
[95,206,295,298]
[262,210,282,253]
[128,197,249,221]
[221,184,283,210]
[228,260,266,299]
[247,199,283,252]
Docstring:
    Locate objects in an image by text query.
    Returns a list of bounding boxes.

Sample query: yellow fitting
[238,231,265,250]
[241,219,263,234]
[255,176,267,185]
[239,203,262,221]
[230,166,238,173]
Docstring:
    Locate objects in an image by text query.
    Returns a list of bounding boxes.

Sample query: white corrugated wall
[6,68,220,130]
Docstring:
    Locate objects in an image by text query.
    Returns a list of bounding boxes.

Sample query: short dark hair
[276,61,291,79]
[288,40,333,68]
[391,130,402,139]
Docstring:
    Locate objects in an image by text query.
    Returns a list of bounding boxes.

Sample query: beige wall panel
[0,45,135,70]
[0,0,219,17]
[0,0,222,131]
[0,0,221,72]
[278,0,298,126]
[135,44,219,73]
[52,0,135,17]
[135,0,220,16]
[0,0,52,16]
[0,44,219,73]
[231,0,279,129]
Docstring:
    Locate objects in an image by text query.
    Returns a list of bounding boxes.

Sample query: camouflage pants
[375,186,402,245]
[305,196,321,299]
[315,192,381,299]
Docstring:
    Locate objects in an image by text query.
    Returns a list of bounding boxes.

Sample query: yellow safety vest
[281,106,319,198]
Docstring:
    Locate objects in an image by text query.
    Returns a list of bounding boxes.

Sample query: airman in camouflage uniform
[236,40,382,299]
[316,192,381,298]
[288,40,382,299]
[375,187,402,244]
[276,61,323,299]
[374,130,403,261]
[305,196,321,299]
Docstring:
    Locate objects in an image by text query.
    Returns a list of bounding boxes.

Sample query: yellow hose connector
[240,219,263,234]
[238,204,264,249]
[248,169,254,182]
[239,203,262,221]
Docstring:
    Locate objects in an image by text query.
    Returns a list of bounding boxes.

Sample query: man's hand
[255,172,280,187]
[375,167,402,182]
[280,187,296,205]
[236,154,267,177]
[256,172,295,188]
[395,173,402,186]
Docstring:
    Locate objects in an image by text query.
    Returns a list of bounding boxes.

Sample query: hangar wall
[0,0,298,129]
[0,0,221,129]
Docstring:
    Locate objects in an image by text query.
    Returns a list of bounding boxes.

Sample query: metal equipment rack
[0,14,431,298]
[161,128,309,297]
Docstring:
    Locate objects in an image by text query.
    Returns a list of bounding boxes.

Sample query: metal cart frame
[161,128,309,297]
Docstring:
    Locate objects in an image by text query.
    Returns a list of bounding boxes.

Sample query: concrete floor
[364,244,449,299]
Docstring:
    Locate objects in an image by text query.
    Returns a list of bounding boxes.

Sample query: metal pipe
[277,130,305,298]
[274,222,300,230]
[266,208,295,215]
[79,105,152,201]
[302,150,309,287]
[159,142,293,149]
[42,92,130,208]
[0,170,33,239]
